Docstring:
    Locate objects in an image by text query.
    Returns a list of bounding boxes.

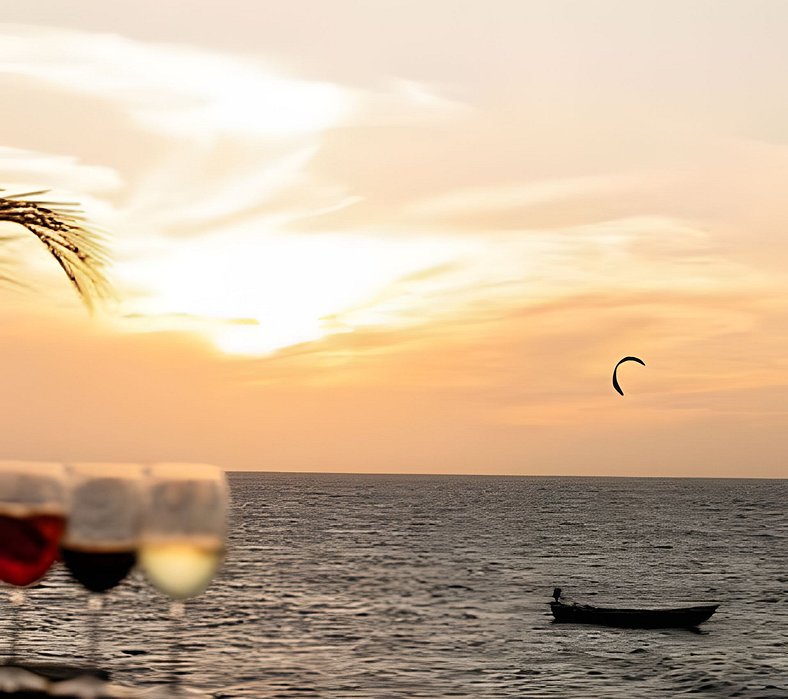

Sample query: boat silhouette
[549,588,718,628]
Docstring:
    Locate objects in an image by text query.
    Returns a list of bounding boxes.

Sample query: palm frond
[0,189,111,308]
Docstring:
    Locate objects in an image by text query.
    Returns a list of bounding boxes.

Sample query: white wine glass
[139,463,228,690]
[61,463,143,665]
[0,461,68,662]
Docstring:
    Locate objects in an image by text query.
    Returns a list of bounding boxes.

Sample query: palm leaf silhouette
[0,189,111,307]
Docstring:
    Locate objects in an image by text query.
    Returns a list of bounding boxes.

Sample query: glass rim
[66,462,146,479]
[147,462,227,482]
[0,460,64,476]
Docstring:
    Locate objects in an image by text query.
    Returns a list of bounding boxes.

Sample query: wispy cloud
[0,146,122,195]
[406,174,637,220]
[0,24,472,342]
[1,25,351,139]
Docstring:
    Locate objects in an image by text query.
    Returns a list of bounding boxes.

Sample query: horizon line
[227,469,786,480]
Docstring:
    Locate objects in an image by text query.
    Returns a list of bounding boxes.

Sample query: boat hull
[550,601,718,628]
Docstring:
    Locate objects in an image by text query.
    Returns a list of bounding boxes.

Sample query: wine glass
[61,463,143,665]
[0,461,68,661]
[139,463,228,689]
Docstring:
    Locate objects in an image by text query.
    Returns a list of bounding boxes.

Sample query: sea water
[8,474,788,697]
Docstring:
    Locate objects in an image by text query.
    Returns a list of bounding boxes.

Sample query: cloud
[1,25,350,140]
[0,24,473,335]
[0,23,778,369]
[0,146,122,198]
[406,174,637,220]
[1,25,465,141]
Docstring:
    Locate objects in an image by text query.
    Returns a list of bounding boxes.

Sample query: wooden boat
[549,597,718,628]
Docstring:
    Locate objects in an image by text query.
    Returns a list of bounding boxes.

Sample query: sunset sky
[1,1,788,477]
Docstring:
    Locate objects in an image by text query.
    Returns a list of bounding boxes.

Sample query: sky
[1,1,787,477]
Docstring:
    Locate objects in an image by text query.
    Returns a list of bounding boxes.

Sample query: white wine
[139,540,224,600]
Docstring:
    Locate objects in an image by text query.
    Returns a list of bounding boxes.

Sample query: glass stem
[87,593,103,668]
[9,589,25,664]
[169,601,185,693]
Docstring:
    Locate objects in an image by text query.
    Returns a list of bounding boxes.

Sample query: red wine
[0,512,66,586]
[61,545,137,593]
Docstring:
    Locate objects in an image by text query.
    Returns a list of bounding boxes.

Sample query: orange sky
[1,2,788,477]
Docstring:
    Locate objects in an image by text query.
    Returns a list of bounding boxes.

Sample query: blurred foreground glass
[61,463,143,664]
[139,463,228,692]
[0,461,67,660]
[139,463,228,607]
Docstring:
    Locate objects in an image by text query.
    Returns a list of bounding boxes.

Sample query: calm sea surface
[9,474,788,698]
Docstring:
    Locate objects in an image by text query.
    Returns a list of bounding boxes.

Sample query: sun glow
[115,231,472,355]
[1,25,483,358]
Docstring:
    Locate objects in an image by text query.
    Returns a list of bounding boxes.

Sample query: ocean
[8,473,788,698]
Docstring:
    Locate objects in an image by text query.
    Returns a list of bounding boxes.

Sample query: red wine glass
[0,461,67,661]
[61,463,143,665]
